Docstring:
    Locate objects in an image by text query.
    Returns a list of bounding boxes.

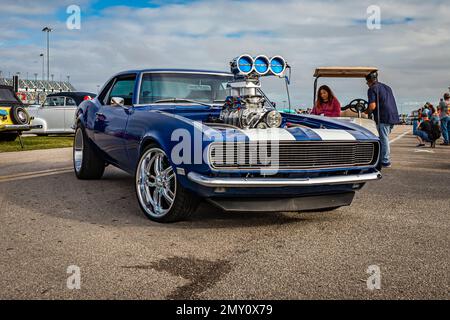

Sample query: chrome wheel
[74,128,83,173]
[17,109,28,124]
[136,148,176,218]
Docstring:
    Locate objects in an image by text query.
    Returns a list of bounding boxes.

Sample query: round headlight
[265,110,282,128]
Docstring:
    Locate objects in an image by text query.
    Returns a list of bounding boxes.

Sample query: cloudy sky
[0,0,449,112]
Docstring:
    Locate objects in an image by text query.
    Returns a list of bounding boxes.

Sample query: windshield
[0,88,21,104]
[139,73,233,104]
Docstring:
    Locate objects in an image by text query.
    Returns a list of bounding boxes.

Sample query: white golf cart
[313,67,379,136]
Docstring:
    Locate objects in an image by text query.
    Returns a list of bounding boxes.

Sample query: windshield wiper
[153,98,214,108]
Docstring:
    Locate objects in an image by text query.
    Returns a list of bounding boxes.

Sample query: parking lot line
[389,128,411,144]
[0,167,73,183]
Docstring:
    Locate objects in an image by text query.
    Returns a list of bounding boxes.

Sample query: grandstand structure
[0,77,76,105]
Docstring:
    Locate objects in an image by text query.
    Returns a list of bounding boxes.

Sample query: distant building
[0,77,76,104]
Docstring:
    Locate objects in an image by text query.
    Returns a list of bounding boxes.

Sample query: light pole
[34,73,38,81]
[42,27,52,82]
[40,53,45,80]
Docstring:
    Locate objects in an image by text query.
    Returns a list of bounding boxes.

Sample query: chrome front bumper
[187,171,382,188]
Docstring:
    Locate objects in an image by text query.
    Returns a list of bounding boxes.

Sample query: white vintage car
[28,92,95,135]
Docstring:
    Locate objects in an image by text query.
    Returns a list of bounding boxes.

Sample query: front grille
[209,141,378,170]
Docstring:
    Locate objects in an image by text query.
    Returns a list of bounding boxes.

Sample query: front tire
[135,145,199,223]
[73,125,105,179]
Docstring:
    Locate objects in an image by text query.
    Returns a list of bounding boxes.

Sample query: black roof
[0,85,23,105]
[46,91,97,105]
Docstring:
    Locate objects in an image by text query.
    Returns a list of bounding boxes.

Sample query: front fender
[29,117,47,133]
[127,110,215,175]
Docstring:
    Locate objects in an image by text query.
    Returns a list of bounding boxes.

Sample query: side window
[44,96,65,107]
[65,97,77,106]
[107,74,136,106]
[97,78,116,106]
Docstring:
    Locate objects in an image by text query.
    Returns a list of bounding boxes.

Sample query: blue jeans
[377,123,393,164]
[441,117,449,144]
[414,130,431,142]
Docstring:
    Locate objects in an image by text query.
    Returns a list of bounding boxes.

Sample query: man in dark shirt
[365,71,400,168]
[414,113,433,147]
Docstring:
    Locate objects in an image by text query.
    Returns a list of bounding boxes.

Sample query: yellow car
[0,85,41,142]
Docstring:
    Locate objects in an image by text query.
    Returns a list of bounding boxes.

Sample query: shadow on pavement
[2,167,342,230]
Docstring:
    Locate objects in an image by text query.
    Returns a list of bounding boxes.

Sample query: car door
[94,74,136,167]
[40,96,66,132]
[64,96,77,132]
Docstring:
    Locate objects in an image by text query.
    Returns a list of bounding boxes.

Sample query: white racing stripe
[242,128,296,141]
[310,129,356,141]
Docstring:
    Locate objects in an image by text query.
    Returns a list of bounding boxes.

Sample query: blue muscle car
[73,55,381,222]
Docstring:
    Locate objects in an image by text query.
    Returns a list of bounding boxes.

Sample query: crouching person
[414,112,438,148]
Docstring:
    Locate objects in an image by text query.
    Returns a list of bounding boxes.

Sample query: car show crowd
[412,93,450,148]
[304,74,450,168]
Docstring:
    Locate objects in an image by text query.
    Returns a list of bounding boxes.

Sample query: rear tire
[73,124,105,179]
[135,144,199,223]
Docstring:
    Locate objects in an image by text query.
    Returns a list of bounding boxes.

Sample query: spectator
[429,104,440,125]
[365,71,400,168]
[423,103,431,118]
[311,85,341,117]
[439,93,450,145]
[414,112,434,147]
[413,107,422,133]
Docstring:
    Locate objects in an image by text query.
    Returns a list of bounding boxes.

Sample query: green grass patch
[0,135,73,152]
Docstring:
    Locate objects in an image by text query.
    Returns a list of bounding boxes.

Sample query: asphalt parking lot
[0,126,449,299]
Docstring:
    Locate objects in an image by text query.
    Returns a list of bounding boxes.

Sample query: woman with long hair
[311,85,341,117]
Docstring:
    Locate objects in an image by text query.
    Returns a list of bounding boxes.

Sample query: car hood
[201,125,376,143]
[157,110,379,143]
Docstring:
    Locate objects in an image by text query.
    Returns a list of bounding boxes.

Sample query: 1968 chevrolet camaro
[73,55,382,222]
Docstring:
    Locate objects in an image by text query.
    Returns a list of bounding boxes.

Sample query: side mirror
[111,97,125,107]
